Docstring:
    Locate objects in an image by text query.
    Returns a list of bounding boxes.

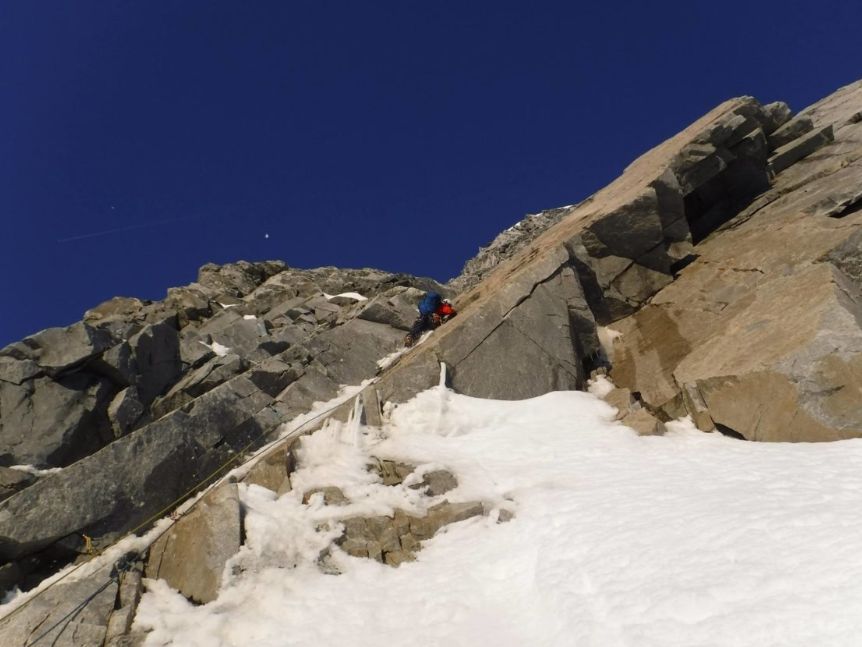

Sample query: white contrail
[56,216,202,243]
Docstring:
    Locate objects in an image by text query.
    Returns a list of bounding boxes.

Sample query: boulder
[90,341,137,386]
[612,248,862,442]
[203,316,273,361]
[150,353,246,418]
[620,407,666,436]
[0,355,42,384]
[127,322,182,405]
[0,466,36,501]
[84,296,146,323]
[163,285,212,327]
[759,101,793,135]
[335,501,484,566]
[146,481,242,604]
[358,286,425,330]
[302,486,349,505]
[243,442,295,493]
[410,469,458,496]
[107,386,145,437]
[0,373,115,467]
[177,327,216,369]
[197,260,287,297]
[246,357,303,397]
[273,362,340,418]
[369,458,416,486]
[409,501,484,540]
[0,322,113,376]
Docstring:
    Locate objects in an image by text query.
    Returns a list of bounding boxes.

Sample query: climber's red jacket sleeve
[437,302,456,317]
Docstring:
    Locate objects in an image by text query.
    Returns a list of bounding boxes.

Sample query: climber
[404,291,456,347]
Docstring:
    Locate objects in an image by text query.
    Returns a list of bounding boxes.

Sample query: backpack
[418,291,442,316]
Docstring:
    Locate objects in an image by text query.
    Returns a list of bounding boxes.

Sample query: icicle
[435,362,449,436]
[349,395,364,448]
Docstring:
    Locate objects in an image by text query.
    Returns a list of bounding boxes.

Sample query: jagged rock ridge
[0,262,447,585]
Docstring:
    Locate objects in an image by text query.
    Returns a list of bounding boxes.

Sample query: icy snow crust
[135,384,862,646]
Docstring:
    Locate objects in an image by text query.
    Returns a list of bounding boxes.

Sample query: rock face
[1,79,861,640]
[0,262,446,571]
[146,481,242,604]
[381,82,862,445]
[609,80,862,441]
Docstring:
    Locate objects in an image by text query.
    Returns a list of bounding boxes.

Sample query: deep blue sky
[1,1,860,345]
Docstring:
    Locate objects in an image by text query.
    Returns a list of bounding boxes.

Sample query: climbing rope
[25,562,118,646]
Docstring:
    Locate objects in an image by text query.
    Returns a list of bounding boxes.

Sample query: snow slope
[135,374,862,646]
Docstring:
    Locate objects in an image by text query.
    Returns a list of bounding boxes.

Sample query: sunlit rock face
[1,79,861,636]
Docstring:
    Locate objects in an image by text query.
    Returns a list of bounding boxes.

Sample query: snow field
[135,381,862,646]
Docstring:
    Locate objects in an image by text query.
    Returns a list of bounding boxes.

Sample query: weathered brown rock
[302,486,349,505]
[84,296,146,323]
[609,81,862,441]
[369,458,416,486]
[410,469,458,496]
[146,481,242,604]
[602,387,635,418]
[620,407,666,436]
[336,501,485,566]
[104,560,144,645]
[243,442,296,493]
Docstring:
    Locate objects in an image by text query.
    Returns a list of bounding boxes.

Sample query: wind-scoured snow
[323,292,368,302]
[135,381,862,646]
[198,340,231,357]
[8,464,63,477]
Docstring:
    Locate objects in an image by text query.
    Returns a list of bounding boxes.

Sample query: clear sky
[1,1,859,345]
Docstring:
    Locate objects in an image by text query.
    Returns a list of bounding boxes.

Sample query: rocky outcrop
[0,262,446,586]
[146,481,242,604]
[383,83,860,443]
[335,501,486,568]
[609,80,862,441]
